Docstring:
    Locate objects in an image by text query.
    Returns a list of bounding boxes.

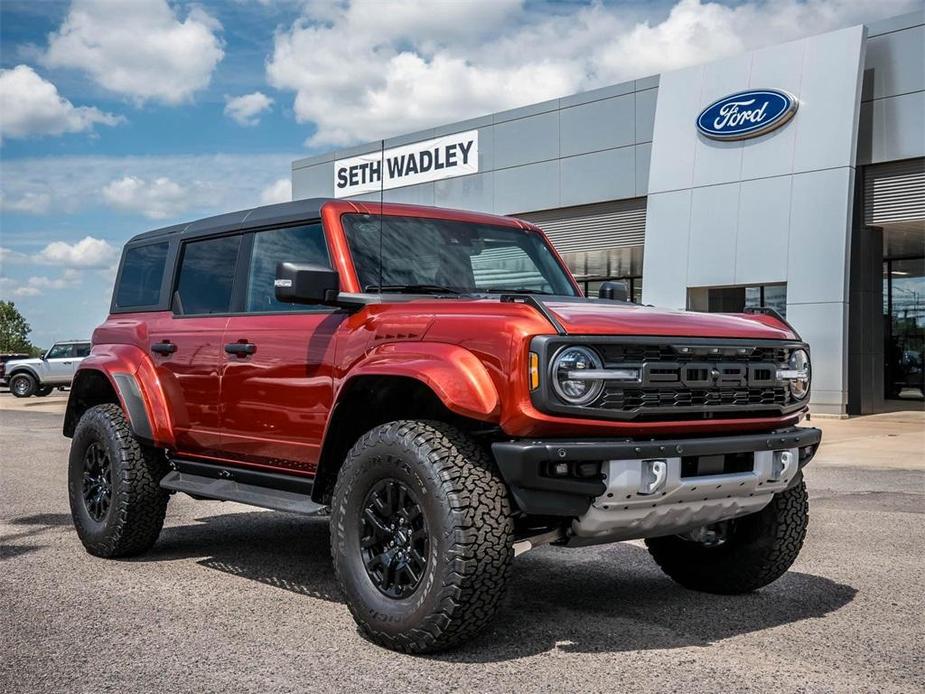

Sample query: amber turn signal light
[528,352,540,390]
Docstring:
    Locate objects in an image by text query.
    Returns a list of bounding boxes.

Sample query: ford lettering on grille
[640,362,780,388]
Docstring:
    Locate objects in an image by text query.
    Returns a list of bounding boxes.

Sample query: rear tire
[331,420,514,653]
[68,403,169,558]
[646,480,809,594]
[10,373,36,398]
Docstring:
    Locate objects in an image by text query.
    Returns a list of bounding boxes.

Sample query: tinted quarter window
[246,224,330,312]
[175,235,241,314]
[115,242,169,308]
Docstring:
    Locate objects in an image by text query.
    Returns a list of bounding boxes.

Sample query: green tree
[0,301,37,354]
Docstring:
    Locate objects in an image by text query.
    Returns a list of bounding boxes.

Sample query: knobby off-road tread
[69,404,169,558]
[645,481,809,594]
[331,420,514,653]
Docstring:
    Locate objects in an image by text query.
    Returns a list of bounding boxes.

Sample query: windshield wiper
[365,284,462,295]
[480,288,552,295]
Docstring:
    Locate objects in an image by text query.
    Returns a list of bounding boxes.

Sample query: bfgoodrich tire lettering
[645,480,809,594]
[331,420,514,654]
[68,403,169,558]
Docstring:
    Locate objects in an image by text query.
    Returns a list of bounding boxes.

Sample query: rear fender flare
[65,345,174,448]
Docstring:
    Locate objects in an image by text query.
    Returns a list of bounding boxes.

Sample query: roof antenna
[378,138,384,293]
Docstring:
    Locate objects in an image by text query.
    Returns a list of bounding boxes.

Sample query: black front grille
[586,342,795,414]
[599,385,790,412]
[531,336,806,421]
[599,343,789,365]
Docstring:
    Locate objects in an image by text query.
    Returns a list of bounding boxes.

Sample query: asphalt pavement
[1,404,923,693]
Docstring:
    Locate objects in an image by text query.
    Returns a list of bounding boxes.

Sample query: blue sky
[1,0,920,347]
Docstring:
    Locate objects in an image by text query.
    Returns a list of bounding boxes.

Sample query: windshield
[341,214,578,296]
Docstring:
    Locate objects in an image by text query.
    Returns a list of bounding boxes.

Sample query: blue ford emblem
[697,89,798,140]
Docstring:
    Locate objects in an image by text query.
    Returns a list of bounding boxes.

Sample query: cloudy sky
[0,0,921,346]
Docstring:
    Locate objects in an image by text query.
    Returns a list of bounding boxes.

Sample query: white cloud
[225,91,274,126]
[1,269,82,297]
[0,64,122,141]
[267,0,920,147]
[102,176,200,219]
[259,178,291,205]
[1,153,298,222]
[34,236,118,269]
[0,190,52,214]
[42,0,224,105]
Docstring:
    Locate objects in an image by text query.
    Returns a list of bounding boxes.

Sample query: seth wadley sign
[334,130,479,198]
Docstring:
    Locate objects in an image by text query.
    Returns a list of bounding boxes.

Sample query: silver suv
[5,341,91,398]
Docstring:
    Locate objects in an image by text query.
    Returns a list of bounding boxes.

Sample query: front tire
[9,373,36,398]
[34,385,53,397]
[331,420,514,654]
[646,480,809,594]
[68,404,169,558]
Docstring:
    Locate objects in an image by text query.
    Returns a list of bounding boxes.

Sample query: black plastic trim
[170,458,314,496]
[492,426,821,517]
[500,294,567,335]
[160,471,324,515]
[111,372,154,443]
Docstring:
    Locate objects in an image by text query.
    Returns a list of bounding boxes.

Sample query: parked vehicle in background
[0,353,31,388]
[63,199,820,654]
[6,341,91,397]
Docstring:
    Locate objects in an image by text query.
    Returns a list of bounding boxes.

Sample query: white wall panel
[687,183,739,287]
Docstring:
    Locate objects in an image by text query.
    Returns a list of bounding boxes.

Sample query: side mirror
[275,262,340,305]
[598,280,629,302]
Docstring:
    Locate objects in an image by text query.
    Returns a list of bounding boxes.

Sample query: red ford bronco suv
[64,198,820,653]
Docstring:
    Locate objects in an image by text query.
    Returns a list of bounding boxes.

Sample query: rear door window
[74,343,91,358]
[174,235,241,315]
[114,242,169,309]
[245,224,330,312]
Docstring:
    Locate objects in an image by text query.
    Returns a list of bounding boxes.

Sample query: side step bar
[159,459,326,516]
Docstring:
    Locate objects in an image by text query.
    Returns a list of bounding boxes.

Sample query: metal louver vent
[864,158,925,226]
[515,198,647,254]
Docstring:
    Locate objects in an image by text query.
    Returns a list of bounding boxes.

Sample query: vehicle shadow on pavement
[1,513,74,559]
[135,510,341,603]
[134,509,857,660]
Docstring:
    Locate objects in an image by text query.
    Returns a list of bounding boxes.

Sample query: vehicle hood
[542,300,797,340]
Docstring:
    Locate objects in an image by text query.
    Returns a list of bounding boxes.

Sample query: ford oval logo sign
[697,89,798,141]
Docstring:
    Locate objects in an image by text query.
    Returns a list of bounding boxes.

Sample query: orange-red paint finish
[79,200,806,474]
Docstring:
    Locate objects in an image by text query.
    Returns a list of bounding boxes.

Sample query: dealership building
[291,10,924,416]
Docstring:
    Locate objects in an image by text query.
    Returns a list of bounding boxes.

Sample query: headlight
[779,348,811,400]
[552,346,604,405]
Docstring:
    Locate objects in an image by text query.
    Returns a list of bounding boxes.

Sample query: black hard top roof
[126,198,333,245]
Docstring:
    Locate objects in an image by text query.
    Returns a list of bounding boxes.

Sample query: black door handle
[225,342,256,356]
[151,341,177,355]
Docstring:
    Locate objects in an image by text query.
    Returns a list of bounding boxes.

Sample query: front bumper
[492,426,821,542]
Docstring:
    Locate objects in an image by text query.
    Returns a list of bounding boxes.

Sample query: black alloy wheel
[360,478,429,599]
[82,442,112,522]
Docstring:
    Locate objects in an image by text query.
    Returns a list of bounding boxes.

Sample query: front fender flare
[6,364,41,382]
[67,345,174,448]
[341,342,500,421]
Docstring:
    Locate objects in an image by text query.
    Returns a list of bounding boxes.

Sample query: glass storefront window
[582,276,643,302]
[883,257,925,401]
[688,283,787,317]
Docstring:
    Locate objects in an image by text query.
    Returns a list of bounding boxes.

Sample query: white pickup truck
[5,340,91,397]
